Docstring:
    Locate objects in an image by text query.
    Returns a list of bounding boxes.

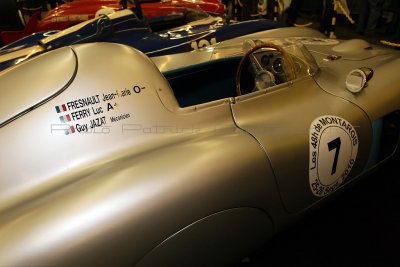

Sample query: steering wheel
[235,42,297,96]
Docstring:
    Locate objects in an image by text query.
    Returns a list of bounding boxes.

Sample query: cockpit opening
[163,40,317,108]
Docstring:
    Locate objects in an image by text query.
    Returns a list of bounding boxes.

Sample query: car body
[0,0,225,44]
[0,8,278,71]
[39,0,225,31]
[0,27,399,267]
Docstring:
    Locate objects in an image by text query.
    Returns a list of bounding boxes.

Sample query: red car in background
[1,0,225,44]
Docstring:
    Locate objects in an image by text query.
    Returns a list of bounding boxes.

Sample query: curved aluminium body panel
[1,33,399,266]
[308,39,400,121]
[0,43,280,267]
[0,47,76,126]
[232,77,373,213]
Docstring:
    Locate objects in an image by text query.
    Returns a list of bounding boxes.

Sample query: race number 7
[328,137,341,175]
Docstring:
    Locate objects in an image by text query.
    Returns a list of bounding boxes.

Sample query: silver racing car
[0,27,399,267]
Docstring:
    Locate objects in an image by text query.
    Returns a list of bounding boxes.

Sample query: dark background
[236,155,399,266]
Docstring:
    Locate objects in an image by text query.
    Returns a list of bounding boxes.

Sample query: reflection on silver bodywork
[1,27,400,267]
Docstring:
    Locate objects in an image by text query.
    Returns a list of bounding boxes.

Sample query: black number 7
[328,137,341,175]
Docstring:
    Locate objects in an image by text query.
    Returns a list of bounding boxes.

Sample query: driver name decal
[54,85,145,135]
[309,115,358,197]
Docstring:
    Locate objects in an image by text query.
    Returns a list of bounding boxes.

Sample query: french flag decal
[55,104,67,113]
[65,125,76,135]
[59,114,72,123]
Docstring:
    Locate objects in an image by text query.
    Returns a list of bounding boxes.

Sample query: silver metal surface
[0,43,278,267]
[0,28,399,266]
[0,47,76,126]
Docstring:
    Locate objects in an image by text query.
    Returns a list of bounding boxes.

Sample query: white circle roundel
[309,115,358,197]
